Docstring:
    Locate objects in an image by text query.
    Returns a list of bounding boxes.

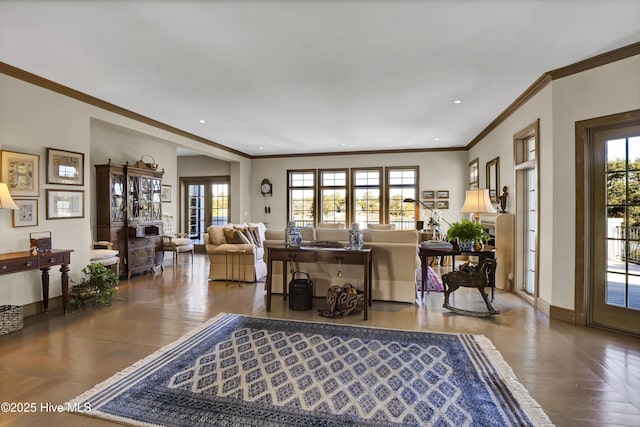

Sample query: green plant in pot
[70,263,119,307]
[446,219,490,251]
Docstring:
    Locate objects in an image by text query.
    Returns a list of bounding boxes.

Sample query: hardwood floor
[0,253,639,426]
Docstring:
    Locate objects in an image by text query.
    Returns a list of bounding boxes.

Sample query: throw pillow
[248,226,262,247]
[223,228,245,244]
[208,226,226,245]
[240,228,257,246]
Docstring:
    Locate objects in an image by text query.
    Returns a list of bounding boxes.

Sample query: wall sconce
[0,182,19,210]
[460,189,496,222]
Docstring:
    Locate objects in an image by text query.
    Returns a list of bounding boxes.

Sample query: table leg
[266,258,273,312]
[363,254,370,321]
[60,263,70,314]
[421,254,428,300]
[40,267,50,313]
[283,260,288,301]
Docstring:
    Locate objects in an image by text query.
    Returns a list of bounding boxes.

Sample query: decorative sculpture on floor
[319,284,361,318]
[442,258,499,317]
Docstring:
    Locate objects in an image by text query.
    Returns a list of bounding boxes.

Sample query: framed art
[162,185,171,203]
[486,157,500,202]
[436,200,449,209]
[46,148,84,185]
[469,158,479,190]
[424,200,435,209]
[1,150,40,197]
[436,190,449,199]
[422,190,435,199]
[12,199,38,227]
[46,190,84,219]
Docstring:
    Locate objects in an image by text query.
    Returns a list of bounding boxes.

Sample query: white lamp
[460,189,496,222]
[0,182,19,210]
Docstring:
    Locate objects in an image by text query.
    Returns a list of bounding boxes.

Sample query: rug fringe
[473,335,555,427]
[66,312,232,409]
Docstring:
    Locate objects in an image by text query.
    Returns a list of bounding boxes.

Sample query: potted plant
[446,219,490,251]
[70,263,119,307]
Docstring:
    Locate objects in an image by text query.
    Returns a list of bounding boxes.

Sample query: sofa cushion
[316,228,348,242]
[367,224,396,230]
[208,226,227,245]
[171,237,192,246]
[362,229,418,243]
[90,249,119,260]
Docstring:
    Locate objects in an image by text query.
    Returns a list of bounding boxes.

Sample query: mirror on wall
[485,157,500,203]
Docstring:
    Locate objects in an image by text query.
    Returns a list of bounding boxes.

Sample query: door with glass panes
[183,177,230,249]
[592,125,640,335]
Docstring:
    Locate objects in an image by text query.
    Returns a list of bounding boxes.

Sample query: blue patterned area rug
[67,313,553,426]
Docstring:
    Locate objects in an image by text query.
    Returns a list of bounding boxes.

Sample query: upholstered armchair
[90,241,120,276]
[162,215,194,265]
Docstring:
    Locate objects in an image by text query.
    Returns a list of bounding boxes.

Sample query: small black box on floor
[288,272,313,311]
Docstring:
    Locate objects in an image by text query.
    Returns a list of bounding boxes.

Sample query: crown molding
[467,41,640,150]
[250,145,466,159]
[0,62,250,159]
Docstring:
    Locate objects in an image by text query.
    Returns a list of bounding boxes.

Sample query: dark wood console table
[419,245,495,300]
[266,245,373,320]
[0,249,73,314]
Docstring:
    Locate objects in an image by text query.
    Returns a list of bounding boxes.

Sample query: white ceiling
[1,1,639,157]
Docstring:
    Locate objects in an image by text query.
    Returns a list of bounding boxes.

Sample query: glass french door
[592,125,640,335]
[183,177,230,247]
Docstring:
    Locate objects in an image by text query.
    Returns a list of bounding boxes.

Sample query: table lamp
[0,182,19,210]
[460,189,496,222]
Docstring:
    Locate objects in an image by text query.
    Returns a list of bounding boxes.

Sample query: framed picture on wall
[436,200,449,210]
[46,190,84,219]
[162,185,171,203]
[422,190,435,199]
[12,199,38,227]
[46,148,84,185]
[1,150,40,197]
[469,158,479,190]
[436,190,449,199]
[424,200,435,209]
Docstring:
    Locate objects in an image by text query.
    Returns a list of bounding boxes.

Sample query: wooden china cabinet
[95,160,164,278]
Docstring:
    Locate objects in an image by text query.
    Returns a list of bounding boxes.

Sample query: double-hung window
[319,169,348,225]
[287,170,316,227]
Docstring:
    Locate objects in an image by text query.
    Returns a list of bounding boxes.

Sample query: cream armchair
[162,215,194,265]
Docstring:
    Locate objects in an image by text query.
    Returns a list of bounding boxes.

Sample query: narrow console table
[0,249,73,314]
[266,245,373,320]
[418,245,495,300]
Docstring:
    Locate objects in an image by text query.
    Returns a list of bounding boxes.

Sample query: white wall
[469,54,640,310]
[0,74,248,308]
[250,151,468,230]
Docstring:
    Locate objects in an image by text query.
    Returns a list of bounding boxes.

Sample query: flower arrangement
[426,210,441,227]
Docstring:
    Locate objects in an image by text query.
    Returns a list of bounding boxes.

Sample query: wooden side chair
[162,215,194,266]
[90,240,120,276]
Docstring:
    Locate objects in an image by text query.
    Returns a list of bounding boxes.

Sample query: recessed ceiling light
[434,138,440,141]
[341,143,347,147]
[453,99,462,104]
[198,119,206,123]
[259,146,264,150]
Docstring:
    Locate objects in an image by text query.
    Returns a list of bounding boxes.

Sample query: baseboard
[22,296,64,318]
[549,304,576,324]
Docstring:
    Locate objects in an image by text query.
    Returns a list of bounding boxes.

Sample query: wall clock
[260,178,273,196]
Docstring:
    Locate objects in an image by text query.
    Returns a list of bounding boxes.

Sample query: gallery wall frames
[46,189,84,219]
[12,199,38,227]
[1,150,40,197]
[46,148,84,185]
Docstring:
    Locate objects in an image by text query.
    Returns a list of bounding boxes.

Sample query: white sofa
[204,222,268,282]
[263,227,420,303]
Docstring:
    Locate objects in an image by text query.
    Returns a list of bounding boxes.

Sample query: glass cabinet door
[111,171,125,223]
[151,178,162,221]
[128,175,140,221]
[140,177,152,221]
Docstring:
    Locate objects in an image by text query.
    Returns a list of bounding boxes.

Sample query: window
[352,168,382,227]
[319,169,348,225]
[287,166,419,228]
[288,170,316,227]
[514,121,539,299]
[386,167,419,230]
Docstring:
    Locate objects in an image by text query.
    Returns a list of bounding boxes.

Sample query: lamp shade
[0,182,19,210]
[460,189,496,219]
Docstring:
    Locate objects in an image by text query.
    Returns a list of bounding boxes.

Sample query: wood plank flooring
[0,253,639,426]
